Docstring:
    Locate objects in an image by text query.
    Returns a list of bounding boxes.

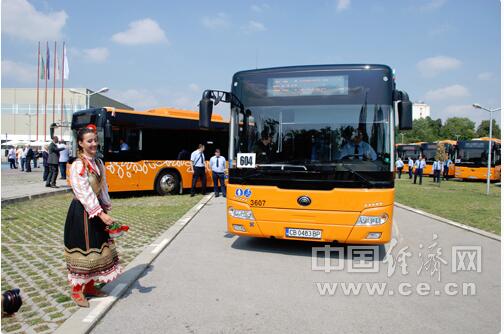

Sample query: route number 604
[237,153,256,168]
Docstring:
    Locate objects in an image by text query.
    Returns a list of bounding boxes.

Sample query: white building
[413,102,431,120]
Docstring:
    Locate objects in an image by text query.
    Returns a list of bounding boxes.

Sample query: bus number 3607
[250,200,266,207]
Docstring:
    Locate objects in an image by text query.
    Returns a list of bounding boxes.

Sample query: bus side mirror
[199,97,213,130]
[50,123,57,139]
[398,101,413,130]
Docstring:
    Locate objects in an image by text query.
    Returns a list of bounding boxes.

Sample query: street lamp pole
[69,87,109,109]
[472,104,502,195]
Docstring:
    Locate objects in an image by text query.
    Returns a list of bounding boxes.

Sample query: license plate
[285,228,322,239]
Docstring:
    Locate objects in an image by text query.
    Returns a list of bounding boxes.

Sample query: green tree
[435,142,446,161]
[440,117,476,140]
[397,116,443,143]
[476,119,501,139]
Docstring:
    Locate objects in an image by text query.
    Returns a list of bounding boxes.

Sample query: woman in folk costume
[64,125,121,307]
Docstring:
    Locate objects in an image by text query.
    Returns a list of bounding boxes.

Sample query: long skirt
[64,199,121,286]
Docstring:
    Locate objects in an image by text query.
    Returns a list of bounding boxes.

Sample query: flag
[46,44,50,80]
[63,45,69,80]
[40,55,45,80]
[55,52,60,80]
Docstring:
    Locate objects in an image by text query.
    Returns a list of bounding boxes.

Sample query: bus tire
[156,170,180,195]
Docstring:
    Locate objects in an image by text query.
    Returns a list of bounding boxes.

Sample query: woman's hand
[98,211,114,226]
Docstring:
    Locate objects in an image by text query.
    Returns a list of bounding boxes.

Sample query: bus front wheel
[156,170,180,195]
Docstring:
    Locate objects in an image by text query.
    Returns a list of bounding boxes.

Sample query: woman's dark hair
[76,127,97,158]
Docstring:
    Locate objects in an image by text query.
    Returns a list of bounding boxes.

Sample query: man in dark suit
[25,145,34,172]
[46,136,64,188]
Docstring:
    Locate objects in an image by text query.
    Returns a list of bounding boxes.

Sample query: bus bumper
[227,201,393,244]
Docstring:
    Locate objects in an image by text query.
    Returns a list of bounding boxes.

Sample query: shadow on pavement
[230,235,386,260]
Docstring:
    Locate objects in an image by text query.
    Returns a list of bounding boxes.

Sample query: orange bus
[455,137,501,181]
[199,64,412,244]
[420,140,457,177]
[68,107,229,194]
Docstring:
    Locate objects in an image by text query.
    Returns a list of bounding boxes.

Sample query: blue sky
[1,0,501,126]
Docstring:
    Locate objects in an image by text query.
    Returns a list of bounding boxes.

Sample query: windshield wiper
[338,165,374,187]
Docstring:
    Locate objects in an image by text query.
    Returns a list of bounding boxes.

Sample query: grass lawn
[395,177,501,234]
[1,192,203,334]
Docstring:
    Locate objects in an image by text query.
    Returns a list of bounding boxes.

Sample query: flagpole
[36,42,40,141]
[44,41,49,140]
[60,42,65,138]
[52,41,57,123]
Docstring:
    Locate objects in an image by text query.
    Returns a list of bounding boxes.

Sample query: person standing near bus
[432,159,442,183]
[210,148,226,198]
[8,146,17,169]
[58,140,69,180]
[42,145,49,182]
[395,157,404,179]
[408,157,414,179]
[413,155,426,185]
[46,136,65,188]
[65,125,120,307]
[190,144,206,196]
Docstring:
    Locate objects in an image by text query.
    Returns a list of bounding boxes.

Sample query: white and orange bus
[67,107,229,194]
[420,140,457,177]
[455,137,501,181]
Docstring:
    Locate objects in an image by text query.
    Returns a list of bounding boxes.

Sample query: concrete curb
[1,188,73,205]
[54,193,214,334]
[394,202,501,242]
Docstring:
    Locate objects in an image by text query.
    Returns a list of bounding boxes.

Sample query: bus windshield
[237,104,391,170]
[457,141,500,166]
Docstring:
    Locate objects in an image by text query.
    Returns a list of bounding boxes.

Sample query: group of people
[189,144,226,197]
[395,156,453,185]
[7,145,39,172]
[6,139,70,187]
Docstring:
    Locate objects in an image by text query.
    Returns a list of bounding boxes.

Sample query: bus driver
[336,129,377,161]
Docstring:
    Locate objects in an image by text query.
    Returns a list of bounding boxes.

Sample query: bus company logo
[297,196,312,206]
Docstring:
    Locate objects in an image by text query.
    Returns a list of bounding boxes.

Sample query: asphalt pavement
[88,196,500,334]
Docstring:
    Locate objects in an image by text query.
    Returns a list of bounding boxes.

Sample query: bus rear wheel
[156,170,180,195]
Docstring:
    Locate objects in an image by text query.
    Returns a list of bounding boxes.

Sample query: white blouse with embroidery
[70,156,112,218]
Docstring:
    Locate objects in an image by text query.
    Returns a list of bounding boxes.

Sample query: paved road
[1,163,70,201]
[92,197,500,334]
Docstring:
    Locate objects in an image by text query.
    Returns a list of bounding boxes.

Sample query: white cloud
[425,85,470,101]
[243,20,267,33]
[2,0,67,42]
[112,18,168,45]
[419,0,447,11]
[188,83,200,92]
[201,13,230,29]
[477,72,493,81]
[82,48,110,63]
[416,56,462,77]
[251,4,270,12]
[442,105,474,117]
[111,89,161,110]
[2,60,36,84]
[336,0,351,12]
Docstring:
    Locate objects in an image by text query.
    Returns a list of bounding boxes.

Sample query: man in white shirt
[8,147,17,169]
[432,159,442,183]
[58,141,69,179]
[190,144,206,197]
[209,149,226,197]
[408,157,414,179]
[395,157,404,179]
[21,145,28,172]
[336,130,377,161]
[413,155,426,185]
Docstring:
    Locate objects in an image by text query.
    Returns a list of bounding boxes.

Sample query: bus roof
[233,64,393,77]
[472,137,501,144]
[103,107,227,124]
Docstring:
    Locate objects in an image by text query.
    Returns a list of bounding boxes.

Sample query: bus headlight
[356,214,388,226]
[228,207,255,220]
